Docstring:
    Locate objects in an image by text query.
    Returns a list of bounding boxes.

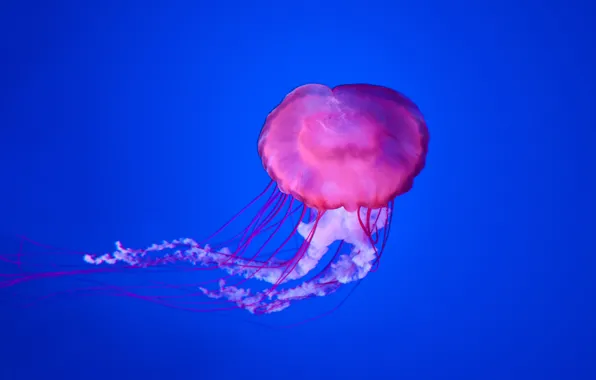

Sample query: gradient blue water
[1,0,594,379]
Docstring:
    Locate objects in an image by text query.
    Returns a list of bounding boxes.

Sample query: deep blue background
[1,0,595,379]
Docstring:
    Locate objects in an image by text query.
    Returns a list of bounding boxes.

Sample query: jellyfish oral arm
[82,206,389,314]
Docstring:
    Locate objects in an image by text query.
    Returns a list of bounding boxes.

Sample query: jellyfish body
[2,83,428,315]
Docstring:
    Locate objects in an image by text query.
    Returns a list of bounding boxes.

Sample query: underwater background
[1,0,595,379]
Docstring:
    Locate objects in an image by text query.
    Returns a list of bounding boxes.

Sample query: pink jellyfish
[2,83,429,315]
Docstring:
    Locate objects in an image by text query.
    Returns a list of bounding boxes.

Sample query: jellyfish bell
[1,83,429,316]
[259,83,428,211]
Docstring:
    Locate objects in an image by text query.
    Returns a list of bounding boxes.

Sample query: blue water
[1,0,595,379]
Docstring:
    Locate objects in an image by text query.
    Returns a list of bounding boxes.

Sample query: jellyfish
[1,83,428,315]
